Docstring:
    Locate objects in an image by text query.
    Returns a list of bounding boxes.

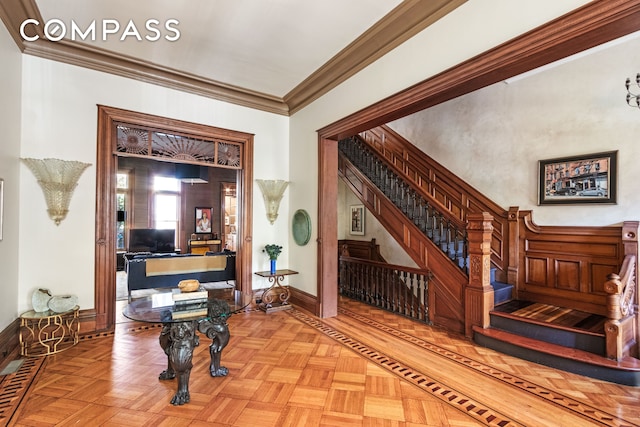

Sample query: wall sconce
[625,73,640,108]
[256,179,288,225]
[21,158,91,225]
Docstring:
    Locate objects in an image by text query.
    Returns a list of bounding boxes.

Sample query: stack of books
[171,290,209,319]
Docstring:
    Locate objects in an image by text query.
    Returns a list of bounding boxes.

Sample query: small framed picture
[195,207,213,233]
[538,151,617,205]
[350,204,365,235]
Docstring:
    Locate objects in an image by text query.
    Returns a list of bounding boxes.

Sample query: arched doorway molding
[95,105,254,331]
[315,1,640,317]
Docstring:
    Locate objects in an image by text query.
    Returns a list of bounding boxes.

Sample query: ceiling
[0,0,466,114]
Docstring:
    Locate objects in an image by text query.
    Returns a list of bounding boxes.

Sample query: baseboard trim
[0,319,20,370]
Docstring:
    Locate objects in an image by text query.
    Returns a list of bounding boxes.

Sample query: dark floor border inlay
[287,308,522,427]
[0,357,45,425]
[337,306,636,427]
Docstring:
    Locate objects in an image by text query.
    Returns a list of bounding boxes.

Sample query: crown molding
[284,0,466,114]
[22,39,290,115]
[0,0,41,49]
[0,0,463,116]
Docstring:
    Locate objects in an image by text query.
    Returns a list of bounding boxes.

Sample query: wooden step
[489,309,605,355]
[472,325,640,386]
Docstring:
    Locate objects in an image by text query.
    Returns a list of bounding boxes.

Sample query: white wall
[18,56,288,314]
[288,0,592,295]
[0,24,23,330]
[387,33,640,227]
[338,181,417,268]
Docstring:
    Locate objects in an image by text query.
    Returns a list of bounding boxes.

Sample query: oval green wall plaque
[292,209,311,246]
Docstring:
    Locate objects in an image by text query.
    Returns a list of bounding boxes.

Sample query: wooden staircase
[339,126,640,385]
[473,300,640,386]
[490,268,512,306]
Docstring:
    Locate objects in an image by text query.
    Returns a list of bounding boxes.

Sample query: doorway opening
[96,105,254,331]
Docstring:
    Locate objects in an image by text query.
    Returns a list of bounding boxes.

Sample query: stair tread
[472,325,640,371]
[490,309,604,337]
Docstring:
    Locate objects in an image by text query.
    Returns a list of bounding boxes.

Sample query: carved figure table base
[157,299,231,405]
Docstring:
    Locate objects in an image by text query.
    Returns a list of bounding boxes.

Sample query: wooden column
[464,212,494,337]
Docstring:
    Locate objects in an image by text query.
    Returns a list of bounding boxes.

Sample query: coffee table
[123,289,251,405]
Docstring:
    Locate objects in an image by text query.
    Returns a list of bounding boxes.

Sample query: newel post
[464,212,494,337]
[604,272,624,360]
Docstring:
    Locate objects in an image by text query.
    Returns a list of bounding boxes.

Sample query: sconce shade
[22,158,91,225]
[256,179,288,225]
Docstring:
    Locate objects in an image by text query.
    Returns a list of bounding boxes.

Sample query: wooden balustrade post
[507,206,520,286]
[465,212,494,337]
[607,221,640,360]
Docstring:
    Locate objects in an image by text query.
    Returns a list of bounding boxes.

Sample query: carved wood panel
[519,213,624,314]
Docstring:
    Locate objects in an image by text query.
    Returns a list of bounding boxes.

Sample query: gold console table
[19,306,80,356]
[254,269,298,313]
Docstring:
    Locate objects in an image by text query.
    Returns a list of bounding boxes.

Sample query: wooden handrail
[605,255,636,319]
[339,255,431,322]
[359,126,510,282]
[340,255,429,277]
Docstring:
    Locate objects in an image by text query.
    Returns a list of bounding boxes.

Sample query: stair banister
[465,212,495,337]
[604,256,637,360]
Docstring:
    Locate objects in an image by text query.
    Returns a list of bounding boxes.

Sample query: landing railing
[338,136,468,274]
[339,256,431,323]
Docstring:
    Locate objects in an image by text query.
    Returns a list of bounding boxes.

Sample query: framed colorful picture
[538,151,617,205]
[350,204,365,235]
[195,207,213,233]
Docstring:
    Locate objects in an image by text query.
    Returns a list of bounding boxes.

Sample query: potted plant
[264,244,282,274]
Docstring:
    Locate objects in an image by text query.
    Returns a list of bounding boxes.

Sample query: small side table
[19,306,80,357]
[254,269,298,313]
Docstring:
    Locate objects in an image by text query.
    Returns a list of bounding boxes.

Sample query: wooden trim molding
[317,137,339,318]
[95,105,254,332]
[289,287,318,315]
[318,0,640,140]
[284,0,466,114]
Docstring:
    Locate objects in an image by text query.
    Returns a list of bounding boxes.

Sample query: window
[116,172,129,251]
[153,176,180,237]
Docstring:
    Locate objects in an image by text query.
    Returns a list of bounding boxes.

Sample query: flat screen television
[128,228,176,253]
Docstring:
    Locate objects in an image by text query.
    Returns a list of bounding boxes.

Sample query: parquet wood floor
[3,296,640,426]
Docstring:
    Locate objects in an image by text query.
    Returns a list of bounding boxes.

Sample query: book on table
[172,290,208,302]
[173,298,209,310]
[171,307,208,320]
[173,299,208,312]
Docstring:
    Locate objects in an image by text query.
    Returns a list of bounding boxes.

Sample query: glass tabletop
[123,289,252,323]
